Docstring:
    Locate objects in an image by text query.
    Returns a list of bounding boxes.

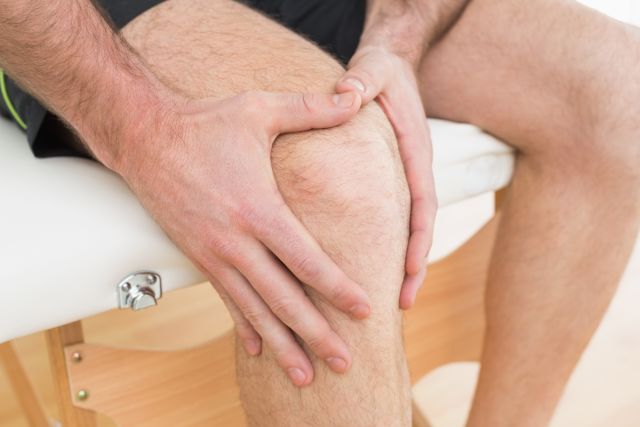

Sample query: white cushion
[0,118,513,342]
[431,120,514,206]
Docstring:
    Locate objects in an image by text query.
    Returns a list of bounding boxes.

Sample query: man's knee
[239,103,413,427]
[126,0,412,420]
[272,102,410,276]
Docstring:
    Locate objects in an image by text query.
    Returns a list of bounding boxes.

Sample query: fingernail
[244,339,261,356]
[333,92,356,108]
[287,367,307,386]
[350,303,371,319]
[343,77,366,93]
[326,357,349,373]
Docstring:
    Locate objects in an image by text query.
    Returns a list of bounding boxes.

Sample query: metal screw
[120,282,131,292]
[146,274,156,284]
[71,351,82,363]
[76,389,89,401]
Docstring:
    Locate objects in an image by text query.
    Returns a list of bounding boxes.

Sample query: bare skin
[121,0,640,426]
[419,1,640,425]
[118,3,413,426]
[0,0,377,387]
[1,0,639,426]
[0,0,436,389]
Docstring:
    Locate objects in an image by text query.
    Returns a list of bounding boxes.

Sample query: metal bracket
[117,272,162,311]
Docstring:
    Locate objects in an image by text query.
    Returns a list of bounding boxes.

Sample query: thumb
[263,91,362,135]
[336,55,389,103]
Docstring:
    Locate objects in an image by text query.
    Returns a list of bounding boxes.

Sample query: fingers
[399,265,428,310]
[401,134,437,278]
[371,78,435,309]
[245,91,361,136]
[336,50,391,103]
[335,47,437,310]
[210,279,262,356]
[250,199,372,320]
[236,241,352,374]
[404,189,437,276]
[381,81,437,278]
[218,267,315,387]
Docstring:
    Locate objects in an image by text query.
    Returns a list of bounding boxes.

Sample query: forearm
[0,0,179,169]
[362,0,471,64]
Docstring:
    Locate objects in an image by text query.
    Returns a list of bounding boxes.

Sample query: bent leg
[122,1,412,426]
[418,1,640,426]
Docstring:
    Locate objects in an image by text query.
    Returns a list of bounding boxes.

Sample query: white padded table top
[0,116,513,343]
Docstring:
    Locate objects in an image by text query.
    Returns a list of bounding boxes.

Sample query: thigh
[122,1,412,425]
[124,0,343,99]
[121,0,407,268]
[419,0,638,155]
[121,0,406,246]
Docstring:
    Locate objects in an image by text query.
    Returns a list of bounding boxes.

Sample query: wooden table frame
[1,190,506,427]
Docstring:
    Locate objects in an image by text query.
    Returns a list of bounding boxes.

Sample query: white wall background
[578,0,639,24]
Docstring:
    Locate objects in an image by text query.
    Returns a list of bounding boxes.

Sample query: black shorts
[0,0,365,158]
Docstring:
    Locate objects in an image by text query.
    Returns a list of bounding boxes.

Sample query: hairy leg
[122,1,412,426]
[418,0,640,425]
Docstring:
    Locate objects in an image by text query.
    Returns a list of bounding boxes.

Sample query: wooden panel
[0,342,50,427]
[65,334,244,427]
[495,188,509,211]
[45,322,97,427]
[1,282,227,427]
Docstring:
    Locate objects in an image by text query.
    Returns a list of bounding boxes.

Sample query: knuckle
[292,254,323,283]
[269,295,299,322]
[235,322,256,339]
[305,325,333,350]
[358,68,377,85]
[272,346,298,366]
[299,93,317,115]
[329,282,350,305]
[241,305,270,328]
[257,205,289,238]
[207,234,241,263]
[231,199,264,232]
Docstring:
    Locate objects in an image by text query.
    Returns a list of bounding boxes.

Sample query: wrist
[361,5,433,67]
[74,70,188,173]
